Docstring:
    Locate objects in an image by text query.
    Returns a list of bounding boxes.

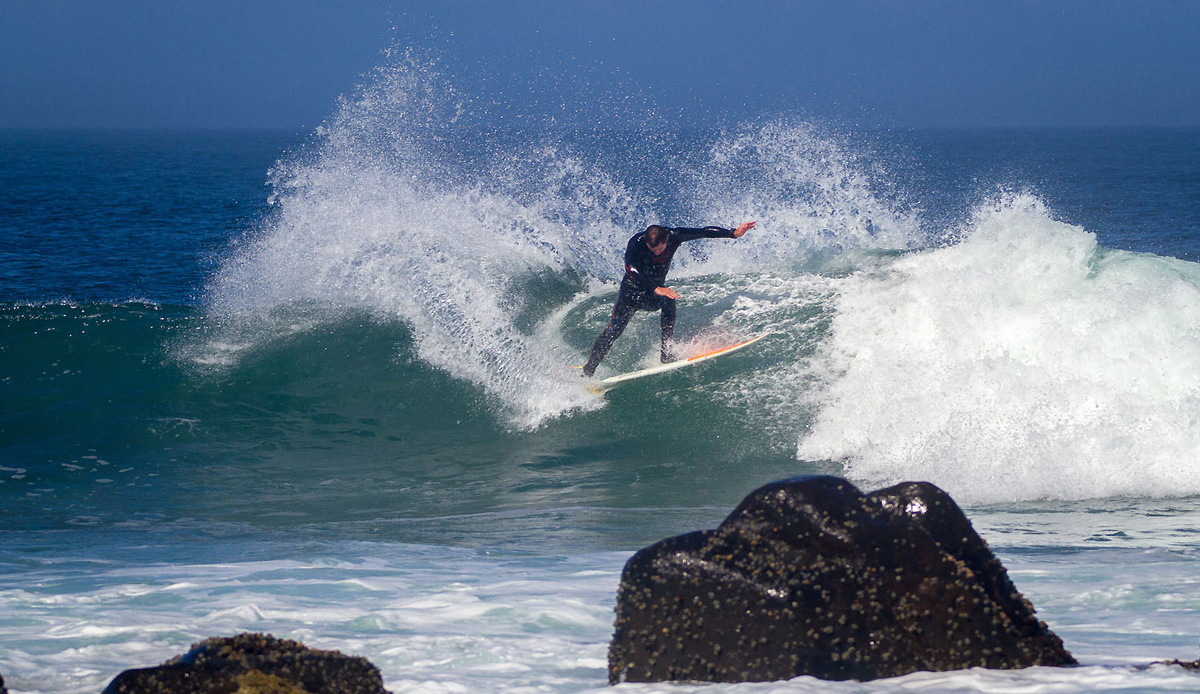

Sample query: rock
[1,670,7,694]
[1151,651,1200,671]
[102,632,390,694]
[608,475,1076,684]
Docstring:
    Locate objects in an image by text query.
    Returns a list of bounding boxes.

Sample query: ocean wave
[197,53,919,430]
[798,193,1200,502]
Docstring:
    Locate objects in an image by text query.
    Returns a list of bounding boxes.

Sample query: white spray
[799,194,1200,502]
[199,52,923,429]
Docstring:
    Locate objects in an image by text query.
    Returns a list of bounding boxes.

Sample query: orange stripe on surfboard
[587,331,771,391]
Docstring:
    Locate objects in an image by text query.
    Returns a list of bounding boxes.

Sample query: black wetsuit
[582,226,736,377]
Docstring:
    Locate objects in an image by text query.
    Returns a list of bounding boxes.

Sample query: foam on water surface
[798,194,1200,502]
[4,507,1200,694]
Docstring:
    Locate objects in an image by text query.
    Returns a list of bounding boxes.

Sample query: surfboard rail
[590,331,771,391]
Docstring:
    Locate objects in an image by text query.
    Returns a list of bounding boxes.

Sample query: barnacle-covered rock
[102,632,389,694]
[608,475,1075,683]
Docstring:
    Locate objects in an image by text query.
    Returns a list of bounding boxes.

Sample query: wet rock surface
[608,475,1076,684]
[102,632,389,694]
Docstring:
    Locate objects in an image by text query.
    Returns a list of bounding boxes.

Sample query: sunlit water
[3,55,1200,693]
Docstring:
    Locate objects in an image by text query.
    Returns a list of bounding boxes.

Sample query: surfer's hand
[733,221,756,238]
[655,286,680,300]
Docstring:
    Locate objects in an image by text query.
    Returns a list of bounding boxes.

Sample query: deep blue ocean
[4,59,1200,694]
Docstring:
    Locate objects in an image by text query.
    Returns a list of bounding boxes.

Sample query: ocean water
[5,60,1200,693]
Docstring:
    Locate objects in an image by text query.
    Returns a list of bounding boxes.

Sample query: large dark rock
[608,475,1076,684]
[1,670,7,694]
[102,632,389,694]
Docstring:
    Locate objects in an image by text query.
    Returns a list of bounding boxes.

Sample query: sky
[2,0,1199,130]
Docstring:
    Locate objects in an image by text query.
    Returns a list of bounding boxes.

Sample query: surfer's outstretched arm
[669,221,756,242]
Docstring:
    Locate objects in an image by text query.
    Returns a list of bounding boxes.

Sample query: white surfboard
[589,332,771,392]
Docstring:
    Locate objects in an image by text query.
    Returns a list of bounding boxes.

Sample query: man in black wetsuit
[582,221,756,377]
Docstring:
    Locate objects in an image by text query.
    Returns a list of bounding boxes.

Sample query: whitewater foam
[5,531,1200,694]
[799,194,1200,502]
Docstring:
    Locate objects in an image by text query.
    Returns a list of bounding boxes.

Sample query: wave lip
[799,194,1200,503]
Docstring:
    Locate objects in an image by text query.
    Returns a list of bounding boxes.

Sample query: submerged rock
[102,632,389,694]
[1152,652,1200,671]
[608,475,1076,684]
[1159,659,1200,670]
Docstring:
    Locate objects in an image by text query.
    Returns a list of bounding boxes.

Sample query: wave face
[798,194,1200,502]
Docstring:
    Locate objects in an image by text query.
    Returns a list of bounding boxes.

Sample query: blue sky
[2,0,1198,130]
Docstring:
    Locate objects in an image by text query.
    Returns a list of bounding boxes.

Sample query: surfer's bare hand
[655,286,680,300]
[733,221,756,238]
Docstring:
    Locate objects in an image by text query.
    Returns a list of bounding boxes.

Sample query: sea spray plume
[486,137,658,278]
[682,119,923,275]
[200,51,664,427]
[798,193,1200,502]
[196,59,931,427]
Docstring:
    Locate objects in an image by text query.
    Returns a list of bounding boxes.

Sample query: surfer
[582,221,756,377]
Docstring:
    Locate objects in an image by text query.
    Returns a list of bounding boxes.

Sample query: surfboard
[589,332,771,392]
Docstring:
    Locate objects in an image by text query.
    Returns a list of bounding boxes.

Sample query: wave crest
[799,194,1200,502]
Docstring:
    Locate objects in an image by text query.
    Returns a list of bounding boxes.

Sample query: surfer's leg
[659,297,677,363]
[583,295,637,377]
